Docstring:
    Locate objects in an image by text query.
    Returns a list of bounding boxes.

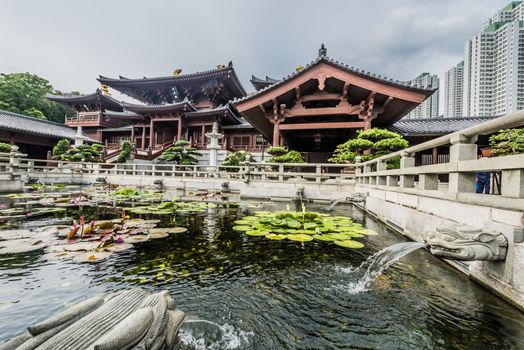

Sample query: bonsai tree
[116,140,133,163]
[266,146,305,163]
[158,140,202,165]
[329,128,408,169]
[489,128,524,156]
[51,139,102,162]
[0,142,12,153]
[221,151,255,172]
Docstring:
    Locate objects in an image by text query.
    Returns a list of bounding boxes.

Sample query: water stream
[337,242,427,294]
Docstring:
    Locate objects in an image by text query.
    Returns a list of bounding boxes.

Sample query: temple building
[47,45,441,162]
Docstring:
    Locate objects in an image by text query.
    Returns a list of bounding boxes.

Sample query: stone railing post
[501,169,524,198]
[377,160,387,186]
[399,151,415,188]
[315,164,322,183]
[419,173,438,190]
[449,134,477,193]
[278,164,284,182]
[9,145,20,177]
[354,156,362,184]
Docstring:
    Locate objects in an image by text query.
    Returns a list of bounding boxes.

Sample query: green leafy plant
[266,147,305,163]
[329,128,408,169]
[232,209,377,248]
[489,128,524,156]
[116,140,132,163]
[0,143,12,153]
[52,139,70,157]
[158,140,202,165]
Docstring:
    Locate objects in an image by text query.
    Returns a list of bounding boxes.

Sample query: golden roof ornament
[172,69,182,76]
[216,64,225,69]
[296,66,304,72]
[100,84,111,96]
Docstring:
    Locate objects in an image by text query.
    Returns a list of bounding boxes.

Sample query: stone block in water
[0,289,185,350]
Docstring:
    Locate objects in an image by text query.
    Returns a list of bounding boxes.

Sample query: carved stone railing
[354,111,524,212]
[65,112,102,126]
[0,155,355,185]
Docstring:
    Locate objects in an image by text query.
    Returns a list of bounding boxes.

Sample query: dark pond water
[1,201,523,349]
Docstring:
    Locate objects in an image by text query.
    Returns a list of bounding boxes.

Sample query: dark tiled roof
[46,89,124,111]
[221,119,255,129]
[185,104,241,124]
[233,56,436,105]
[388,116,499,136]
[98,61,246,97]
[104,110,143,119]
[99,125,133,133]
[121,99,197,113]
[250,75,279,90]
[0,109,97,142]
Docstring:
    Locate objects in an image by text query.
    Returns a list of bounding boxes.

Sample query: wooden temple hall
[48,45,435,161]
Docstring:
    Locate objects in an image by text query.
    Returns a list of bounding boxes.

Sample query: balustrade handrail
[357,111,524,166]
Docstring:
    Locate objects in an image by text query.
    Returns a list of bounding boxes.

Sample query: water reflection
[0,202,523,349]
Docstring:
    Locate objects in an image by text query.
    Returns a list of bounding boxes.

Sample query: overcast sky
[0,0,511,102]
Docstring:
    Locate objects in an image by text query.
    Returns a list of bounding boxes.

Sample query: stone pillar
[201,124,206,148]
[449,134,477,193]
[73,126,88,147]
[399,152,415,188]
[501,170,524,198]
[206,122,223,167]
[130,126,135,146]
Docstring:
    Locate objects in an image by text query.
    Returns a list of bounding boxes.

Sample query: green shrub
[266,146,288,157]
[158,140,202,165]
[267,150,305,164]
[329,128,408,168]
[52,139,70,157]
[0,143,12,153]
[489,128,524,156]
[116,140,132,163]
[221,151,255,171]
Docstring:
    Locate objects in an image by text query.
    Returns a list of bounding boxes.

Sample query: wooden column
[130,125,135,146]
[432,147,438,164]
[363,117,372,130]
[141,125,146,149]
[177,118,182,141]
[201,124,206,147]
[149,119,154,148]
[272,121,280,147]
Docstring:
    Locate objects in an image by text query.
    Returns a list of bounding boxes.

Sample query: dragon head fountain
[426,226,508,261]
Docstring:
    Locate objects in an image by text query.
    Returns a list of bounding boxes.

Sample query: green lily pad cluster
[127,201,216,215]
[233,211,378,249]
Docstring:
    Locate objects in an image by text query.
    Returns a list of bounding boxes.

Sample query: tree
[157,140,202,165]
[0,72,76,122]
[52,139,102,162]
[329,128,408,169]
[266,146,305,163]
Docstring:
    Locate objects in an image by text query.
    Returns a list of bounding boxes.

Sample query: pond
[1,200,523,349]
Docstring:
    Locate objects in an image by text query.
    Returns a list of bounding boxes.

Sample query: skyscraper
[462,1,524,116]
[405,73,439,119]
[444,61,464,117]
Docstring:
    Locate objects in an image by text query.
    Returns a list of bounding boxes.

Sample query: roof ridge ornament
[318,43,327,58]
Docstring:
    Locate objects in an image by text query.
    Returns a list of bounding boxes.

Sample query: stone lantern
[205,122,223,167]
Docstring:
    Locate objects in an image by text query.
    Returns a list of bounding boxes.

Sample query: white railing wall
[355,111,524,211]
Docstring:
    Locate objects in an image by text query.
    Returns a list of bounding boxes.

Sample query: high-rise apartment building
[405,73,439,119]
[443,61,464,117]
[462,1,524,116]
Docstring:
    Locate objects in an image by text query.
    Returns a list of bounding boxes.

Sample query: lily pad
[313,234,335,242]
[62,241,100,252]
[265,233,287,240]
[104,243,134,252]
[245,230,269,236]
[286,234,314,242]
[72,251,113,263]
[149,232,169,239]
[127,234,150,243]
[334,240,364,249]
[232,225,251,232]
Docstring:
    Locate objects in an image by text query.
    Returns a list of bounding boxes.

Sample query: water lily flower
[26,212,33,217]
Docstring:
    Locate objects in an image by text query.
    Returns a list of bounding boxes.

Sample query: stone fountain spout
[425,225,508,261]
